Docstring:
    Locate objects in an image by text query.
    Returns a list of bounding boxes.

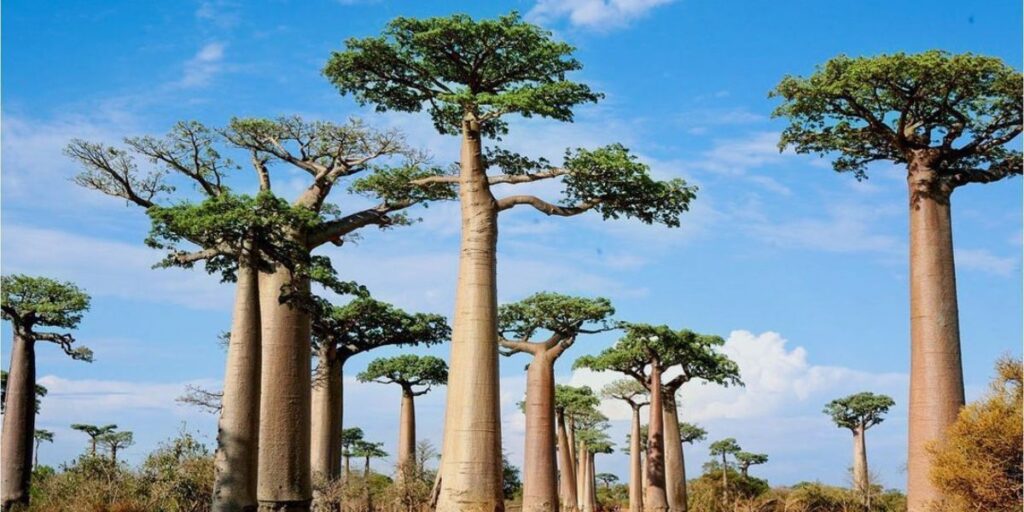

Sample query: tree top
[1,275,93,361]
[679,422,707,444]
[356,354,448,394]
[312,297,450,359]
[709,437,741,456]
[823,391,895,431]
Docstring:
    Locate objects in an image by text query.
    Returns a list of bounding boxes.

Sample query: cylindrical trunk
[662,396,685,512]
[567,419,577,479]
[521,354,558,512]
[588,452,597,512]
[579,444,594,512]
[111,445,119,464]
[1,333,36,511]
[213,260,262,512]
[645,362,668,512]
[906,165,964,512]
[397,387,417,484]
[576,440,586,510]
[853,425,869,498]
[556,409,579,512]
[641,453,648,496]
[257,263,313,511]
[720,454,728,506]
[343,456,351,481]
[311,344,343,481]
[33,441,39,470]
[436,117,504,512]
[629,407,643,512]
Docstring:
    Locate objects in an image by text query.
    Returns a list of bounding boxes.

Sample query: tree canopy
[356,355,448,395]
[312,297,450,361]
[498,292,615,357]
[823,392,896,431]
[555,384,601,418]
[601,379,649,409]
[679,422,707,445]
[1,275,92,361]
[33,429,55,444]
[352,440,388,460]
[772,51,1022,187]
[341,427,365,457]
[709,438,741,458]
[735,452,769,470]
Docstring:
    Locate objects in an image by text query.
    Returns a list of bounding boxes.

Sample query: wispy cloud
[178,42,226,88]
[741,201,903,254]
[955,248,1018,277]
[528,0,675,31]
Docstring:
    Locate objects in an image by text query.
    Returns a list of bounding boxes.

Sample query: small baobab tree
[554,385,601,512]
[576,428,612,512]
[603,379,648,512]
[340,427,365,480]
[357,355,448,486]
[100,430,134,465]
[312,297,449,481]
[772,51,1021,511]
[32,430,54,469]
[824,392,895,504]
[326,13,697,510]
[498,292,615,512]
[734,452,768,478]
[678,423,706,446]
[708,438,741,505]
[71,424,118,456]
[596,473,619,490]
[1,275,91,511]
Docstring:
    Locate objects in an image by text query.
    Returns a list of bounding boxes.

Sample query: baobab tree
[771,51,1022,511]
[498,292,615,512]
[708,438,740,505]
[352,440,389,511]
[824,392,895,504]
[0,371,46,415]
[678,423,706,446]
[603,379,648,512]
[554,385,601,512]
[622,424,650,497]
[341,427,365,480]
[311,297,449,482]
[576,428,613,512]
[734,452,768,478]
[100,430,134,465]
[596,473,619,490]
[1,275,92,512]
[68,118,452,512]
[325,13,697,510]
[71,423,118,456]
[356,355,448,486]
[32,430,54,469]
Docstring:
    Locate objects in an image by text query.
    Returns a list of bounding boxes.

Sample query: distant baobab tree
[602,379,648,512]
[32,430,54,469]
[99,430,134,464]
[734,451,768,478]
[824,392,894,504]
[708,438,741,505]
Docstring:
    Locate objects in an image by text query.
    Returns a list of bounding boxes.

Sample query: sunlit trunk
[521,353,558,512]
[579,443,594,512]
[587,452,597,512]
[311,344,343,480]
[436,115,503,512]
[1,333,35,511]
[629,406,643,512]
[853,425,869,500]
[396,387,417,485]
[662,396,685,512]
[906,163,964,512]
[645,361,668,512]
[556,409,579,512]
[257,262,313,511]
[213,258,261,512]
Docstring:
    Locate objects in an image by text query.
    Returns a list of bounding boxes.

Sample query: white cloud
[179,42,226,88]
[955,248,1018,277]
[528,0,675,30]
[742,201,903,255]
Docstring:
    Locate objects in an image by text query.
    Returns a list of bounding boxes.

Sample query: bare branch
[496,195,598,216]
[487,168,566,185]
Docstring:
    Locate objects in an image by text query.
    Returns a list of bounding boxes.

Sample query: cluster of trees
[0,9,1020,512]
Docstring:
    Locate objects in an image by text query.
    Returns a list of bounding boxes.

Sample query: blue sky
[2,0,1021,490]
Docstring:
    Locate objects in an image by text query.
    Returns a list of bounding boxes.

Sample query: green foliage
[772,50,1022,184]
[1,371,48,414]
[595,473,619,487]
[313,297,450,360]
[679,422,707,444]
[341,427,365,458]
[709,438,741,458]
[688,465,770,511]
[823,392,895,431]
[1,275,92,361]
[139,428,214,511]
[735,451,769,475]
[555,384,606,431]
[356,354,448,394]
[350,164,456,206]
[70,424,118,452]
[324,12,600,137]
[352,440,388,460]
[498,292,615,340]
[601,378,648,406]
[502,456,523,500]
[33,429,54,444]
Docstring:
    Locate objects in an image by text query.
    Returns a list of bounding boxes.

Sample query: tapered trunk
[522,353,558,512]
[397,387,416,485]
[576,441,586,510]
[906,164,964,512]
[556,410,579,512]
[662,396,686,512]
[587,453,597,512]
[567,419,577,480]
[213,260,262,512]
[579,444,594,512]
[852,425,869,499]
[645,362,668,512]
[629,407,643,512]
[1,333,35,511]
[257,263,313,511]
[436,116,503,512]
[311,344,343,481]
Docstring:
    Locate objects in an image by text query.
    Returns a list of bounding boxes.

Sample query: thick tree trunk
[556,410,579,512]
[662,396,686,512]
[629,407,643,512]
[579,445,594,512]
[641,453,648,497]
[852,425,869,500]
[311,344,343,481]
[436,116,504,512]
[1,333,35,511]
[587,452,597,512]
[257,263,313,511]
[521,354,558,512]
[906,164,964,512]
[645,362,668,512]
[213,260,262,512]
[576,440,586,511]
[397,387,417,485]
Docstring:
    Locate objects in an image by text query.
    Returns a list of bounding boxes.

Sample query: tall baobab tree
[32,430,54,469]
[311,298,449,482]
[603,379,648,512]
[356,355,448,486]
[68,119,450,512]
[1,275,92,512]
[100,430,134,465]
[325,13,697,510]
[622,424,650,500]
[71,423,118,456]
[708,438,740,505]
[771,51,1021,511]
[824,392,895,504]
[498,293,615,512]
[352,440,389,511]
[554,385,601,512]
[734,452,768,478]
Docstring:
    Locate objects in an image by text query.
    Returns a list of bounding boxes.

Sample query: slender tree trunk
[720,454,728,506]
[740,466,747,479]
[587,452,597,512]
[641,453,648,498]
[576,440,586,511]
[662,396,685,512]
[567,419,577,481]
[645,362,668,512]
[111,445,118,465]
[344,456,351,481]
[311,344,343,481]
[257,262,313,511]
[213,259,262,512]
[33,441,39,470]
[522,353,558,512]
[1,333,35,511]
[436,116,503,512]
[906,164,964,512]
[556,410,579,512]
[580,445,594,512]
[397,386,417,485]
[629,406,643,512]
[852,425,869,502]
